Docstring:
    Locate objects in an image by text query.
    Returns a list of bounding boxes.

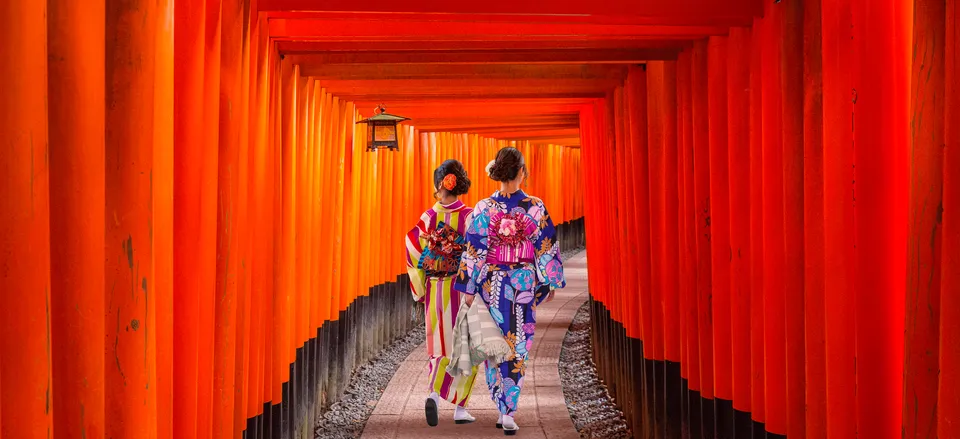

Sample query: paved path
[361,251,589,439]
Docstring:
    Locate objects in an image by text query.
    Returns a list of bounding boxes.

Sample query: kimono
[454,190,566,416]
[405,199,479,407]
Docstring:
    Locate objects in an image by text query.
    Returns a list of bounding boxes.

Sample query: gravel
[314,327,423,439]
[560,302,631,439]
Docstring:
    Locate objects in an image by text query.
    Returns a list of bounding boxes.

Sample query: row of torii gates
[1,0,959,438]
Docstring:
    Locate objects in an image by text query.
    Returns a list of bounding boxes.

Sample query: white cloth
[446,299,512,377]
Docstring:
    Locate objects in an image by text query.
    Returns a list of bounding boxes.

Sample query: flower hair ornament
[485,160,496,177]
[442,173,457,190]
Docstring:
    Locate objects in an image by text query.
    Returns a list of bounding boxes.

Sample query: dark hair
[488,147,526,182]
[433,159,471,197]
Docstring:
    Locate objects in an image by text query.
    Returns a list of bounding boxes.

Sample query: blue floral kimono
[454,190,566,416]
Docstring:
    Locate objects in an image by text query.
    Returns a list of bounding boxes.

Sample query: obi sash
[485,211,538,265]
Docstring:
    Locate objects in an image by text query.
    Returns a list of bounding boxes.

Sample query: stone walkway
[361,251,589,439]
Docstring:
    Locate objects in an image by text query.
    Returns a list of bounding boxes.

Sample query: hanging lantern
[356,104,410,152]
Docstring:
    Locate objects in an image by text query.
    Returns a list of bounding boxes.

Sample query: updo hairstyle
[433,159,471,197]
[487,147,526,182]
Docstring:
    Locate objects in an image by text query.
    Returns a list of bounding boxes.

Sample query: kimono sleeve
[532,200,566,295]
[454,202,489,295]
[405,220,429,302]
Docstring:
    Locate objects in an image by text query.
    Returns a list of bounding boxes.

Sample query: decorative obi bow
[419,221,465,276]
[486,212,537,264]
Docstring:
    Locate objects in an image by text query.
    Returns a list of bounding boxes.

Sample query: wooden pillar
[903,0,945,437]
[821,0,857,436]
[802,0,827,437]
[173,0,205,434]
[692,40,715,421]
[278,59,298,409]
[780,0,806,437]
[213,0,244,436]
[153,1,175,437]
[197,1,222,435]
[678,47,701,410]
[0,2,53,438]
[852,0,909,436]
[660,60,681,364]
[48,0,106,436]
[941,1,960,437]
[761,2,787,434]
[660,60,682,439]
[707,36,733,410]
[677,52,690,390]
[105,0,160,436]
[748,15,766,428]
[726,26,753,420]
[648,65,665,372]
[330,97,346,322]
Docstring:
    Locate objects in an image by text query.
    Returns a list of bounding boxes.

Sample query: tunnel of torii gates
[2,0,960,438]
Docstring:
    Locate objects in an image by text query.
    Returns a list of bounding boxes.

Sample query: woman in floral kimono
[455,147,566,436]
[405,159,479,427]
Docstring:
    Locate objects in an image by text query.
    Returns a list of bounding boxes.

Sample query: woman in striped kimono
[455,147,566,436]
[405,159,479,427]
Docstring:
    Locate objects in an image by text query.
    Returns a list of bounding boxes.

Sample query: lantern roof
[357,105,410,124]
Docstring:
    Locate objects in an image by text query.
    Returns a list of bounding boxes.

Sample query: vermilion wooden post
[821,0,856,436]
[343,100,360,315]
[609,87,626,419]
[229,6,252,429]
[748,15,766,429]
[660,60,680,368]
[659,60,682,439]
[330,98,346,322]
[278,58,298,407]
[903,1,945,438]
[791,0,827,439]
[213,0,243,435]
[678,49,701,419]
[198,1,222,435]
[677,50,697,385]
[616,87,638,344]
[726,27,752,426]
[239,17,264,428]
[707,38,733,422]
[801,0,827,437]
[647,64,666,369]
[853,0,908,436]
[173,0,206,434]
[105,0,160,436]
[941,2,960,437]
[293,74,307,356]
[692,41,715,434]
[317,91,334,325]
[761,2,787,434]
[0,2,53,438]
[780,1,806,437]
[153,1,175,437]
[247,44,271,421]
[48,0,106,436]
[297,76,311,352]
[308,83,321,338]
[676,53,689,392]
[265,54,281,415]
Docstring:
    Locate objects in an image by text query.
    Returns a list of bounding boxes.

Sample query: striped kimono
[405,199,479,407]
[455,190,566,417]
